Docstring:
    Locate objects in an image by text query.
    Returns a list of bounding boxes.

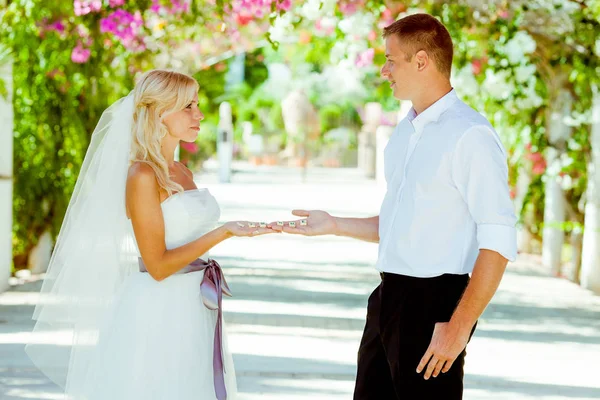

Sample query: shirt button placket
[381,127,420,262]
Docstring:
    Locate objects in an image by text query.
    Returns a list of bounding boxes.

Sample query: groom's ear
[414,50,429,72]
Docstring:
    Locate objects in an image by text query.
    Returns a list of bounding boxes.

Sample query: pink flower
[181,142,199,154]
[235,13,253,26]
[74,0,102,16]
[71,44,91,63]
[100,10,145,51]
[525,152,543,163]
[532,160,547,175]
[498,10,509,19]
[90,0,102,11]
[49,20,66,34]
[38,18,67,37]
[229,0,281,21]
[149,0,191,15]
[379,8,395,28]
[527,150,547,175]
[355,48,375,68]
[277,0,292,11]
[169,0,191,14]
[109,0,126,7]
[339,0,363,16]
[149,0,162,13]
[471,59,482,75]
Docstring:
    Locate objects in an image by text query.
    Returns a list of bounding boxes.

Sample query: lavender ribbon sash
[138,257,232,400]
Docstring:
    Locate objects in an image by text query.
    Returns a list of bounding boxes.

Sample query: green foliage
[2,2,133,265]
[2,0,600,267]
[244,49,269,89]
[319,104,343,134]
[410,0,600,244]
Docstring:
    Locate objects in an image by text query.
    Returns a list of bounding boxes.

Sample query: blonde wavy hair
[131,69,199,196]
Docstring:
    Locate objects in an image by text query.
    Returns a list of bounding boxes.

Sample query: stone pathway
[1,164,599,399]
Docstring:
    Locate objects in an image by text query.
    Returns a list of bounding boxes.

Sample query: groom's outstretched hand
[268,210,337,236]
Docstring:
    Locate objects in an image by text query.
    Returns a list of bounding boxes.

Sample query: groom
[270,13,517,400]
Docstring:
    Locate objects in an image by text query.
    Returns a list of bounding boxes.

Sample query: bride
[25,70,276,400]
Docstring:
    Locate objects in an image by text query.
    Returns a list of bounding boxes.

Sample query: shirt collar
[407,89,459,134]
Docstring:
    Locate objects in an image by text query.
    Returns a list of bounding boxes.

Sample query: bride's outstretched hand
[268,210,337,236]
[224,221,279,237]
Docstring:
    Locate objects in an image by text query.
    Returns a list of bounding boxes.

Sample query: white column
[542,147,566,275]
[0,60,13,292]
[217,102,233,183]
[515,163,533,253]
[581,92,600,293]
[542,89,572,276]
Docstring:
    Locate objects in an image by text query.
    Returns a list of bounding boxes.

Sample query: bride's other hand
[223,221,278,237]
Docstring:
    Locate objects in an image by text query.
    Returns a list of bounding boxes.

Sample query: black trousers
[353,272,474,400]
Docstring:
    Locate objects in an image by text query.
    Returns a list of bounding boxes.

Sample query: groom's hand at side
[268,210,337,236]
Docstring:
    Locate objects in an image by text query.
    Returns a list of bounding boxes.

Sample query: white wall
[0,61,13,292]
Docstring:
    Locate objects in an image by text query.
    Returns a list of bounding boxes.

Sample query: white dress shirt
[376,89,517,277]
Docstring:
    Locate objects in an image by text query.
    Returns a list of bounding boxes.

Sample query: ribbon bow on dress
[138,257,232,400]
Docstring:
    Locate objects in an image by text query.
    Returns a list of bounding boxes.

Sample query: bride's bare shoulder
[127,162,158,191]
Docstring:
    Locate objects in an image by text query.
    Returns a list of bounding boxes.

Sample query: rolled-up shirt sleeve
[451,125,517,261]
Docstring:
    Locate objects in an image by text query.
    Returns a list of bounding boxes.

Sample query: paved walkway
[1,163,600,399]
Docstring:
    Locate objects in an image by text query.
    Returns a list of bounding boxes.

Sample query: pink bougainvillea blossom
[525,151,543,163]
[355,48,375,68]
[235,14,254,26]
[170,0,191,14]
[471,59,483,75]
[100,10,145,51]
[74,0,102,16]
[525,150,547,175]
[532,160,547,175]
[180,142,199,154]
[378,8,395,29]
[149,0,191,15]
[339,0,364,16]
[149,0,162,13]
[71,44,91,63]
[38,18,67,38]
[48,20,66,34]
[229,0,292,23]
[277,0,292,12]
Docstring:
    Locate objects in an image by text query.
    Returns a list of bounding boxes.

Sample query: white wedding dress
[80,188,237,400]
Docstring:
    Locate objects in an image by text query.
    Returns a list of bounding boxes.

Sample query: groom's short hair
[383,13,453,79]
